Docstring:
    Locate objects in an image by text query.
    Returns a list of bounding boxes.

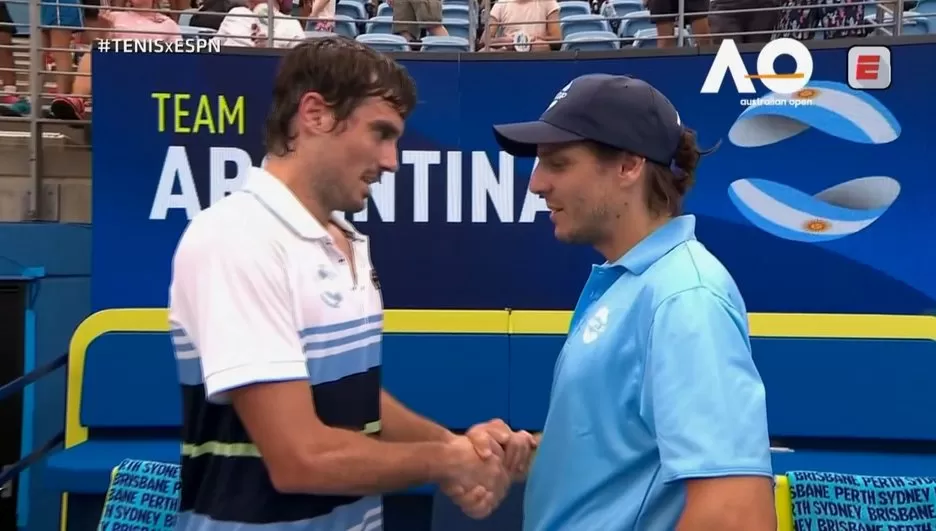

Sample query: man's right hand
[440,435,510,519]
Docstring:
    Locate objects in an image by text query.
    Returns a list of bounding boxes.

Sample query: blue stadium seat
[443,18,471,39]
[560,29,620,50]
[609,0,644,16]
[442,4,471,21]
[356,32,411,50]
[560,14,611,38]
[365,15,395,33]
[914,0,936,13]
[178,9,197,27]
[420,35,471,51]
[336,0,369,21]
[377,2,393,16]
[5,1,28,35]
[444,0,471,5]
[331,14,360,37]
[619,9,654,37]
[179,26,217,41]
[306,30,339,38]
[559,0,592,18]
[901,15,930,34]
[632,27,658,47]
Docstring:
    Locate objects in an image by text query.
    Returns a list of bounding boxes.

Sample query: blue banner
[91,44,936,314]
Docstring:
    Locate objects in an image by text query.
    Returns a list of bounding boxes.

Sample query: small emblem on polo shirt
[582,306,609,344]
[371,269,381,292]
[321,291,343,308]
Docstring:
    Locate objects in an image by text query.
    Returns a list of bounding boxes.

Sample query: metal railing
[0,352,67,501]
[0,0,923,221]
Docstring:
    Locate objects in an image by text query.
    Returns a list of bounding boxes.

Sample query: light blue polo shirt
[523,215,772,531]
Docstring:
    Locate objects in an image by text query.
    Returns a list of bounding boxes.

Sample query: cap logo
[547,81,574,111]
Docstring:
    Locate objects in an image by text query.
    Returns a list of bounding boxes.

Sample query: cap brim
[492,121,585,157]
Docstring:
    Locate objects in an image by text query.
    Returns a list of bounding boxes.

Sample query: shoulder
[542,0,560,15]
[173,192,287,270]
[645,240,746,315]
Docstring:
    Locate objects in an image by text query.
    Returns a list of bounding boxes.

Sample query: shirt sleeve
[213,8,255,48]
[543,0,560,17]
[170,227,307,403]
[489,2,504,22]
[642,287,773,483]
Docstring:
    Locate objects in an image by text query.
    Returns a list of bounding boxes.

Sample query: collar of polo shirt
[242,167,366,243]
[607,215,698,274]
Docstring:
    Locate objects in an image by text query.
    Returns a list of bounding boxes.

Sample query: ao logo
[547,81,574,110]
[701,38,814,95]
[582,306,609,345]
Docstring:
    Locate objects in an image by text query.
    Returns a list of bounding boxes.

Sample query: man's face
[529,142,637,244]
[308,97,404,214]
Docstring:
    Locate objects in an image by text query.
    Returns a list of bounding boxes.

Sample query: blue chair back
[610,0,644,16]
[443,19,471,38]
[179,26,217,41]
[560,29,620,50]
[336,0,369,21]
[559,0,591,17]
[632,26,657,47]
[366,15,395,33]
[420,35,471,51]
[98,459,182,531]
[619,9,653,37]
[442,4,471,21]
[356,32,411,50]
[332,14,360,37]
[377,2,393,16]
[560,14,611,38]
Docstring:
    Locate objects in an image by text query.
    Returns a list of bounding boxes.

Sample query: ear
[295,92,336,136]
[618,154,645,189]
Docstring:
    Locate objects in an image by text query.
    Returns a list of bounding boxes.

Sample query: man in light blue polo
[492,74,777,531]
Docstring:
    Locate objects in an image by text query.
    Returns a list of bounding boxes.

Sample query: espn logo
[847,46,892,90]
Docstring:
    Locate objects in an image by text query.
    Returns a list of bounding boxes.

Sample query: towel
[788,470,936,531]
[98,459,181,531]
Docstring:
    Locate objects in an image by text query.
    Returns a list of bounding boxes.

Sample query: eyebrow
[372,119,403,139]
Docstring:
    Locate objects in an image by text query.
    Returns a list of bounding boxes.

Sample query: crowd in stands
[0,0,931,120]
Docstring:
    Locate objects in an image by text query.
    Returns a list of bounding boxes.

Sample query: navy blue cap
[493,74,683,166]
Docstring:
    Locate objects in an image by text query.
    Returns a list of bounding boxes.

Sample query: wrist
[427,439,460,483]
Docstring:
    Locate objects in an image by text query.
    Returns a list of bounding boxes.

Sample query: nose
[380,142,399,173]
[528,163,550,197]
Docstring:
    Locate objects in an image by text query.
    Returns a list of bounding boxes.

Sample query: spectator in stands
[214,0,305,47]
[299,0,335,32]
[49,0,181,119]
[709,0,779,43]
[482,0,560,51]
[391,0,448,41]
[0,1,29,116]
[775,0,870,39]
[647,0,712,47]
[41,0,82,98]
[190,0,246,30]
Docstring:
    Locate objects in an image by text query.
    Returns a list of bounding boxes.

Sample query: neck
[595,209,671,264]
[263,155,332,227]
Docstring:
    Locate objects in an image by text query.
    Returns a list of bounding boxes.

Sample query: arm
[172,228,484,496]
[532,7,560,50]
[380,390,455,443]
[643,287,776,531]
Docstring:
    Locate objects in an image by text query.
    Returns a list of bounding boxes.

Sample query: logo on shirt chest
[582,306,610,345]
[317,264,343,308]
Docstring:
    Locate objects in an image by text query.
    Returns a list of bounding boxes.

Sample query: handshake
[439,419,539,519]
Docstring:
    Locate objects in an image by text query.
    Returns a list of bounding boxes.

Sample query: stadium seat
[178,9,198,27]
[619,9,654,37]
[560,30,620,50]
[377,2,392,16]
[901,15,931,34]
[561,14,612,38]
[442,18,471,39]
[331,14,360,38]
[914,0,936,13]
[559,0,592,18]
[356,33,411,50]
[5,1,28,35]
[179,26,217,41]
[442,4,471,21]
[306,30,339,38]
[365,15,395,33]
[609,0,644,17]
[420,35,471,51]
[632,27,658,47]
[444,0,470,5]
[336,0,369,21]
